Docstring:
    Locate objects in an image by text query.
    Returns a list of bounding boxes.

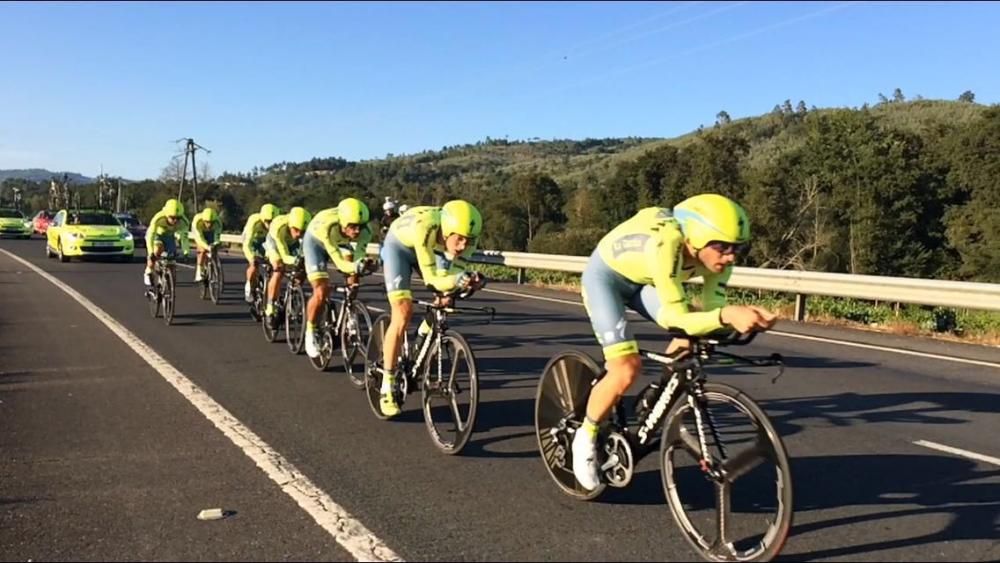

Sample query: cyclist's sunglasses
[704,240,748,256]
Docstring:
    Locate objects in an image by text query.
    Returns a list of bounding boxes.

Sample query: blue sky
[2,1,998,180]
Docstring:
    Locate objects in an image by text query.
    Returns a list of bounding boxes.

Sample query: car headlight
[65,231,84,240]
[122,231,133,241]
[23,221,31,230]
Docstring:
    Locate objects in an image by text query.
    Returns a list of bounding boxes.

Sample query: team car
[0,208,32,239]
[45,208,135,262]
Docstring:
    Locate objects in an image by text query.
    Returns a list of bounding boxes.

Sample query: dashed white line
[913,440,1000,468]
[1,249,402,562]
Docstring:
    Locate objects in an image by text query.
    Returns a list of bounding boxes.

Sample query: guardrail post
[794,294,807,321]
[517,267,525,285]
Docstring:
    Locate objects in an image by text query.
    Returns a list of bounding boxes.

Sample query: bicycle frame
[608,333,784,479]
[388,294,496,395]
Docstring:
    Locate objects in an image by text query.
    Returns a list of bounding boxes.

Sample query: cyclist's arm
[191,217,209,250]
[414,230,461,293]
[212,218,223,244]
[321,225,356,274]
[650,232,725,335]
[177,216,191,255]
[145,212,164,254]
[274,228,297,266]
[348,226,375,270]
[241,217,258,248]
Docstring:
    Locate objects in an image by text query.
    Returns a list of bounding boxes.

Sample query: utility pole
[172,138,211,214]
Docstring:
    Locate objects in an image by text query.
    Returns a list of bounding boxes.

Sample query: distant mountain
[0,169,94,184]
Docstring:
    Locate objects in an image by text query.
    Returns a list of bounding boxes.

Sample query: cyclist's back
[307,207,373,275]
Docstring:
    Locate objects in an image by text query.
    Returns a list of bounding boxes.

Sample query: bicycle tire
[534,350,606,501]
[249,269,267,322]
[285,284,306,354]
[147,272,161,318]
[660,382,793,562]
[209,254,223,304]
[421,330,479,455]
[162,267,175,326]
[342,300,373,389]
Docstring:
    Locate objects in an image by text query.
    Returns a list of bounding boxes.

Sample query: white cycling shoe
[305,332,320,358]
[572,429,601,491]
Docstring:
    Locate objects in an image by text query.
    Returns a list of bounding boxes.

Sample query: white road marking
[1,249,402,562]
[471,287,1000,369]
[913,440,1000,467]
[768,331,1000,369]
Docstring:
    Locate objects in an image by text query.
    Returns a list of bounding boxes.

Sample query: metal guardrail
[211,233,1000,319]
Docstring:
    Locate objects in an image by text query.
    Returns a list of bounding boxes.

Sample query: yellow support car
[0,208,32,239]
[46,208,135,262]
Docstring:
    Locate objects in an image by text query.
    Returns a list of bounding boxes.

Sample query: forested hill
[4,94,997,283]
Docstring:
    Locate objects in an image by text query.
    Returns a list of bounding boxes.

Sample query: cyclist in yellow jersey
[572,194,778,491]
[241,203,280,302]
[263,206,311,329]
[191,206,223,283]
[144,198,190,287]
[302,198,376,359]
[377,200,485,417]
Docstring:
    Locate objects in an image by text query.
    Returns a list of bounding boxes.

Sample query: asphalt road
[1,236,998,562]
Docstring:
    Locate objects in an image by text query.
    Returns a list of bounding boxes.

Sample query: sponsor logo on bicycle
[637,373,681,444]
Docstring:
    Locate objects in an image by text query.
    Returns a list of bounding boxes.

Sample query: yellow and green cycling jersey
[306,208,373,275]
[241,212,269,261]
[265,214,300,266]
[592,206,729,336]
[191,211,223,250]
[145,209,190,255]
[386,205,478,295]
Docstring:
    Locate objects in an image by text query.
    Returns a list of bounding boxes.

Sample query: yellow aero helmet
[440,200,482,239]
[672,194,750,249]
[202,207,218,222]
[338,197,370,226]
[163,198,184,218]
[259,203,279,221]
[288,206,312,231]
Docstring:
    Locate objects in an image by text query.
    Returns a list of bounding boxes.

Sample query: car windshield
[118,217,139,227]
[0,209,24,219]
[69,212,119,226]
[36,211,54,219]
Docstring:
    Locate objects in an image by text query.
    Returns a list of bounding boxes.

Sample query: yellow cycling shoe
[380,394,401,417]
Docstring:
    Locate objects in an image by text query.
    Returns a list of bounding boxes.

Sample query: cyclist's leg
[379,232,416,416]
[574,252,644,490]
[304,232,330,356]
[264,235,284,318]
[244,237,261,300]
[145,239,164,285]
[381,231,416,372]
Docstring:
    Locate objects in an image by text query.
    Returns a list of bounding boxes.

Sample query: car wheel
[58,240,70,263]
[45,242,54,258]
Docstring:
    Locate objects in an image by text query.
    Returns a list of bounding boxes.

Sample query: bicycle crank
[601,431,635,488]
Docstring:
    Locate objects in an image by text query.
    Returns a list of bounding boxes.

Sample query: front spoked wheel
[162,268,176,326]
[147,273,161,318]
[285,285,306,354]
[661,382,793,562]
[534,350,606,500]
[421,330,479,455]
[209,254,224,304]
[341,300,373,389]
[249,270,266,321]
